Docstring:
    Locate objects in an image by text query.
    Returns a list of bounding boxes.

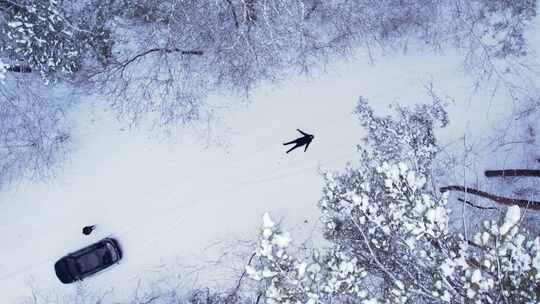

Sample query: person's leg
[283,139,297,145]
[287,144,301,153]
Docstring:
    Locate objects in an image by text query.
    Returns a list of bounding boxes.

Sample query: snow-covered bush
[0,80,70,188]
[439,205,540,303]
[355,97,448,175]
[248,100,540,303]
[468,0,537,58]
[21,283,255,304]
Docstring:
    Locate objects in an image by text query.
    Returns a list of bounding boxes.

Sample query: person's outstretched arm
[297,129,308,136]
[304,141,310,152]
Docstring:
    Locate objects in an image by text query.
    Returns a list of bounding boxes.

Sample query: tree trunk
[485,169,540,178]
[6,65,32,73]
[440,185,540,211]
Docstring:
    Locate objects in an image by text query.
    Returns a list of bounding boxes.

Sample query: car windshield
[75,245,111,274]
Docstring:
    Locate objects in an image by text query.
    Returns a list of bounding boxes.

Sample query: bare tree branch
[114,48,203,75]
[457,198,499,211]
[225,252,256,302]
[224,0,239,28]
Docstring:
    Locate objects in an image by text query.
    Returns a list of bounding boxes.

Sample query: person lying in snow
[283,129,314,153]
[82,225,96,235]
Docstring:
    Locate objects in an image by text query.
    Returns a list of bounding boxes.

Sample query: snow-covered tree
[0,0,83,79]
[248,99,540,303]
[355,97,448,175]
[89,0,537,128]
[0,0,114,80]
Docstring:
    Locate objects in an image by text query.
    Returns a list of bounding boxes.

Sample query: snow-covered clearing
[1,31,538,303]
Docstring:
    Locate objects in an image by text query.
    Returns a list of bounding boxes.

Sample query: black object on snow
[6,64,32,73]
[54,237,122,284]
[283,129,314,154]
[82,225,96,235]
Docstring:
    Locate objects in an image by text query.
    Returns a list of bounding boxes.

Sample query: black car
[54,238,122,284]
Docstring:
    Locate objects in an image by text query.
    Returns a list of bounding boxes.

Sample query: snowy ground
[1,30,539,303]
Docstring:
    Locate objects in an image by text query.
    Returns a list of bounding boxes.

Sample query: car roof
[68,238,116,258]
[74,250,106,273]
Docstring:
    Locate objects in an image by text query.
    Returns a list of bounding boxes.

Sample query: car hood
[54,258,75,284]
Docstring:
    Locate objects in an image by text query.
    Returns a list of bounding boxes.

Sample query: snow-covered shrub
[250,168,540,304]
[246,213,324,304]
[471,0,537,58]
[248,100,540,303]
[21,282,255,304]
[0,80,70,188]
[355,97,448,175]
[441,205,540,303]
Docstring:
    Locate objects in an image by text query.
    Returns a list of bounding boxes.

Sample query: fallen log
[485,169,540,178]
[457,198,499,211]
[6,64,32,73]
[440,185,540,211]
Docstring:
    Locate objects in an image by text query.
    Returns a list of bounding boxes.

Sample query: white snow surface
[2,18,540,302]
